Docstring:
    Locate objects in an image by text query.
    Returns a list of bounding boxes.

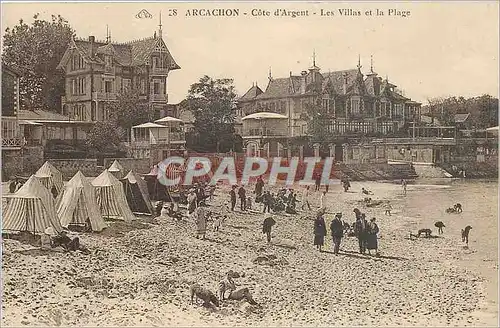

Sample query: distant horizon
[2,2,498,104]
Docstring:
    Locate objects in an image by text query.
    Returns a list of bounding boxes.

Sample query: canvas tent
[2,175,63,234]
[92,169,135,222]
[35,161,64,197]
[143,165,173,201]
[56,171,107,232]
[108,160,125,179]
[121,170,155,215]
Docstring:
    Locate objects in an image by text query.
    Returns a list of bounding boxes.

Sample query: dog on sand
[190,283,219,307]
[434,221,445,234]
[461,225,472,245]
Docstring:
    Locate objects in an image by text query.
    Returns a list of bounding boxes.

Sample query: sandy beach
[1,179,498,327]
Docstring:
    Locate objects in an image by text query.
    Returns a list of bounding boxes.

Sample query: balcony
[150,94,168,102]
[371,137,457,146]
[242,128,289,138]
[151,67,169,76]
[92,92,117,101]
[104,66,115,75]
[1,137,23,149]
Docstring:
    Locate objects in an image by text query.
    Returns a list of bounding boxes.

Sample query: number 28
[169,9,177,16]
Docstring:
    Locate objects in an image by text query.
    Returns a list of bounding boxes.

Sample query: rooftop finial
[268,66,272,81]
[158,11,163,38]
[106,24,109,43]
[357,54,362,70]
[370,55,374,73]
[313,49,316,67]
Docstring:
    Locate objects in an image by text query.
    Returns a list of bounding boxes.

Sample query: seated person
[167,202,183,220]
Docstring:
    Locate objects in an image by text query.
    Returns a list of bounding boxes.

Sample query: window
[105,81,113,93]
[153,82,160,94]
[123,79,131,91]
[322,98,330,113]
[71,54,85,71]
[351,99,360,115]
[105,56,112,67]
[140,79,146,94]
[153,57,160,68]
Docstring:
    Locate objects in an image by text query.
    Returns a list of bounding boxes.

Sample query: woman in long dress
[193,207,207,239]
[314,212,327,252]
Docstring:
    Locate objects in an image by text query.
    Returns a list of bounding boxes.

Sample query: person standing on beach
[193,206,208,239]
[354,212,368,254]
[330,213,344,255]
[187,189,198,215]
[255,176,265,198]
[320,191,327,209]
[366,218,380,256]
[238,185,247,211]
[315,176,321,192]
[314,210,327,252]
[301,186,312,211]
[262,216,276,243]
[401,179,407,195]
[229,185,237,211]
[384,201,392,216]
[262,191,272,213]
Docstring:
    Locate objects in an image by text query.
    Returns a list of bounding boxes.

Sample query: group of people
[313,207,380,256]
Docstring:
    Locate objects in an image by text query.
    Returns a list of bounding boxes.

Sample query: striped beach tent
[35,161,64,197]
[121,170,154,215]
[108,160,125,179]
[142,165,173,201]
[57,171,107,232]
[92,169,135,222]
[2,175,62,234]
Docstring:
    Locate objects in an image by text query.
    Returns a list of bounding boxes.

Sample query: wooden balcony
[150,94,168,102]
[242,128,289,139]
[92,92,117,101]
[151,67,169,76]
[1,137,23,149]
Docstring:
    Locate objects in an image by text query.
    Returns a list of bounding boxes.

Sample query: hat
[44,227,57,237]
[371,218,376,222]
[335,212,342,217]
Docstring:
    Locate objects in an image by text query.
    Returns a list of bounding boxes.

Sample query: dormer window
[105,56,112,67]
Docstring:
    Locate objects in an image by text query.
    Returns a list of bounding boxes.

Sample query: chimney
[89,35,95,43]
[89,36,96,57]
[300,71,307,94]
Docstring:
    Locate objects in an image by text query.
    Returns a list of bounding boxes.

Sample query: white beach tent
[92,169,135,222]
[2,175,63,234]
[121,170,155,215]
[108,159,125,179]
[57,171,107,232]
[35,161,64,196]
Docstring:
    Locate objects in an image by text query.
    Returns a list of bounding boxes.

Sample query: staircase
[412,164,452,178]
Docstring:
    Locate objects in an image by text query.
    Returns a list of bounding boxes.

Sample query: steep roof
[239,85,264,101]
[322,69,359,94]
[58,34,180,69]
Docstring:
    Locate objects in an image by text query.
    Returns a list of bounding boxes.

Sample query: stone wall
[47,159,99,179]
[103,158,150,174]
[21,146,44,176]
[2,149,23,180]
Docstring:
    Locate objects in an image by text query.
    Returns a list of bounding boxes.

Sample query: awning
[18,120,43,126]
[132,122,167,129]
[155,116,183,123]
[242,112,288,120]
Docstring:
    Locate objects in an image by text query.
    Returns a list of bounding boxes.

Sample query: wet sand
[1,179,498,326]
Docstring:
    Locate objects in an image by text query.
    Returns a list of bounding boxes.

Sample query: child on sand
[384,202,392,216]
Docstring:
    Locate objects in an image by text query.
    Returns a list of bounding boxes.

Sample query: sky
[2,1,499,104]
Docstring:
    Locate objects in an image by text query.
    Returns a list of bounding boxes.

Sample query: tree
[85,121,125,154]
[304,99,334,144]
[2,14,74,111]
[185,75,238,152]
[107,90,152,140]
